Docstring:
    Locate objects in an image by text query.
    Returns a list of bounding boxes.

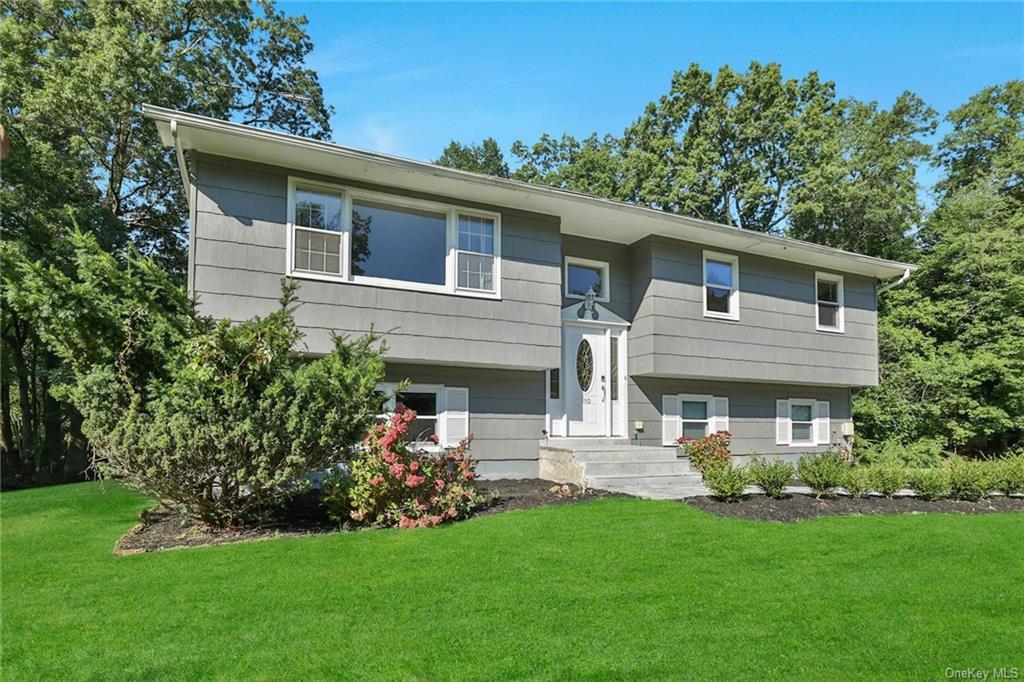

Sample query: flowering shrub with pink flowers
[678,430,732,472]
[342,405,483,528]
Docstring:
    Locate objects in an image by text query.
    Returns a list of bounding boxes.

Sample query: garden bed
[686,493,1024,522]
[116,479,624,553]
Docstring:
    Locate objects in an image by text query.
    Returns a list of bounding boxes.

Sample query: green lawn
[2,483,1022,680]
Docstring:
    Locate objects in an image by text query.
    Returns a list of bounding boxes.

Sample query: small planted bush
[947,456,992,501]
[747,456,793,499]
[841,467,871,497]
[346,406,483,528]
[702,463,749,502]
[908,468,951,501]
[679,431,731,472]
[990,454,1024,497]
[797,453,846,498]
[866,459,907,498]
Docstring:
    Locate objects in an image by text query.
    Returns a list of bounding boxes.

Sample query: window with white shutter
[662,395,680,445]
[815,400,831,445]
[776,399,790,446]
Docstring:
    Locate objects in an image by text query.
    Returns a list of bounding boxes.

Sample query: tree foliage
[1,0,332,486]
[435,138,510,178]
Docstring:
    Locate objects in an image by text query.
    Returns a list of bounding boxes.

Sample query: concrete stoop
[538,440,709,499]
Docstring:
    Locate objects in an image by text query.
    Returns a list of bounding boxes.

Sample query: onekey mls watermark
[945,668,1020,680]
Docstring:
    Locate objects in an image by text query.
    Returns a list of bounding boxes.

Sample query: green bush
[947,456,992,501]
[747,457,793,499]
[908,468,951,501]
[679,431,732,472]
[321,467,353,525]
[990,454,1024,496]
[797,453,846,498]
[75,283,386,526]
[866,459,907,498]
[702,463,749,502]
[854,438,945,468]
[841,467,871,497]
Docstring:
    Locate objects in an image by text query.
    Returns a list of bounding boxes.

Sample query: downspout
[877,267,912,295]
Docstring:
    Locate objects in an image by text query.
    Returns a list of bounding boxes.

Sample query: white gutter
[170,119,192,213]
[878,267,913,294]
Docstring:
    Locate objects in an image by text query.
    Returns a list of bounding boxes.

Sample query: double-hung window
[775,398,832,447]
[292,186,343,275]
[661,394,730,445]
[703,251,739,320]
[680,398,711,441]
[376,383,470,447]
[457,214,496,292]
[287,179,501,297]
[815,272,845,333]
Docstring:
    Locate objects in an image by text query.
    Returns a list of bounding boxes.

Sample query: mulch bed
[686,493,1024,523]
[116,479,624,554]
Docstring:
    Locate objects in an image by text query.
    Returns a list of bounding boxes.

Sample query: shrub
[841,467,871,497]
[866,459,907,498]
[347,406,483,528]
[908,468,951,501]
[947,456,992,501]
[747,457,793,499]
[74,283,386,527]
[321,467,353,525]
[797,453,846,498]
[679,431,731,472]
[702,463,749,502]
[990,454,1024,496]
[855,438,944,468]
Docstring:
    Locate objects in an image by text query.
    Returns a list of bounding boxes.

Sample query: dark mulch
[116,479,624,553]
[686,493,1024,523]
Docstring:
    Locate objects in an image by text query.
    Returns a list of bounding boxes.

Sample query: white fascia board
[143,104,917,280]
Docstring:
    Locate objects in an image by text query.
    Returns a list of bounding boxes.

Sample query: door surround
[547,302,629,438]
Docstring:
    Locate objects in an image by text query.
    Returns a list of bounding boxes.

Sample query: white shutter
[662,394,680,446]
[776,399,790,446]
[815,400,831,445]
[442,387,469,446]
[712,396,730,434]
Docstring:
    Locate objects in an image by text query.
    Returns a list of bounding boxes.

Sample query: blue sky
[291,2,1021,189]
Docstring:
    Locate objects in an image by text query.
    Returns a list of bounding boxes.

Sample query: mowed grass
[2,483,1022,681]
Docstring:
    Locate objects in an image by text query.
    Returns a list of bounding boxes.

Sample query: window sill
[703,311,740,322]
[815,326,845,334]
[288,269,502,300]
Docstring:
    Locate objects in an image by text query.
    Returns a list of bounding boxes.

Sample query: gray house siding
[628,236,878,386]
[191,152,563,370]
[561,234,633,320]
[385,363,545,479]
[629,377,852,455]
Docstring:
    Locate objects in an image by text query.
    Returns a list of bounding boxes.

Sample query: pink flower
[381,450,397,464]
[463,471,475,481]
[369,475,385,486]
[434,479,445,490]
[399,515,415,529]
[388,463,406,478]
[428,434,439,444]
[409,460,420,473]
[405,474,426,488]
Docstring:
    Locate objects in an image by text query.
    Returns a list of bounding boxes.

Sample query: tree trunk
[64,410,89,481]
[40,369,64,481]
[13,340,35,481]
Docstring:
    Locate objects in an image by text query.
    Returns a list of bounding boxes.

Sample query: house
[144,105,914,491]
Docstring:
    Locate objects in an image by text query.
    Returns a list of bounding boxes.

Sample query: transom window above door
[287,179,501,298]
[565,257,610,301]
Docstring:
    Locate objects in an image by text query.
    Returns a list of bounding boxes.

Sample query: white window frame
[788,398,817,447]
[375,382,469,449]
[702,250,740,321]
[564,256,610,302]
[679,393,714,441]
[815,271,845,333]
[286,177,502,299]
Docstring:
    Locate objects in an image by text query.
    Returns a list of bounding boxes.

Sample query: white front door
[565,325,608,436]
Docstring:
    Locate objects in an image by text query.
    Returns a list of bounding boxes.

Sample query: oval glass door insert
[576,339,594,392]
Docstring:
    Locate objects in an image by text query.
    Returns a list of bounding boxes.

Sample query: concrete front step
[583,459,694,477]
[571,447,677,464]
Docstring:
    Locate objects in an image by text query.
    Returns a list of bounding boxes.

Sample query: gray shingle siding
[191,152,563,370]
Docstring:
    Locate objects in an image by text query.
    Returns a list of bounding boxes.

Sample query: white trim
[564,256,611,302]
[814,400,831,445]
[374,382,470,450]
[815,271,845,333]
[678,393,715,440]
[560,301,630,327]
[286,177,502,299]
[702,250,740,321]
